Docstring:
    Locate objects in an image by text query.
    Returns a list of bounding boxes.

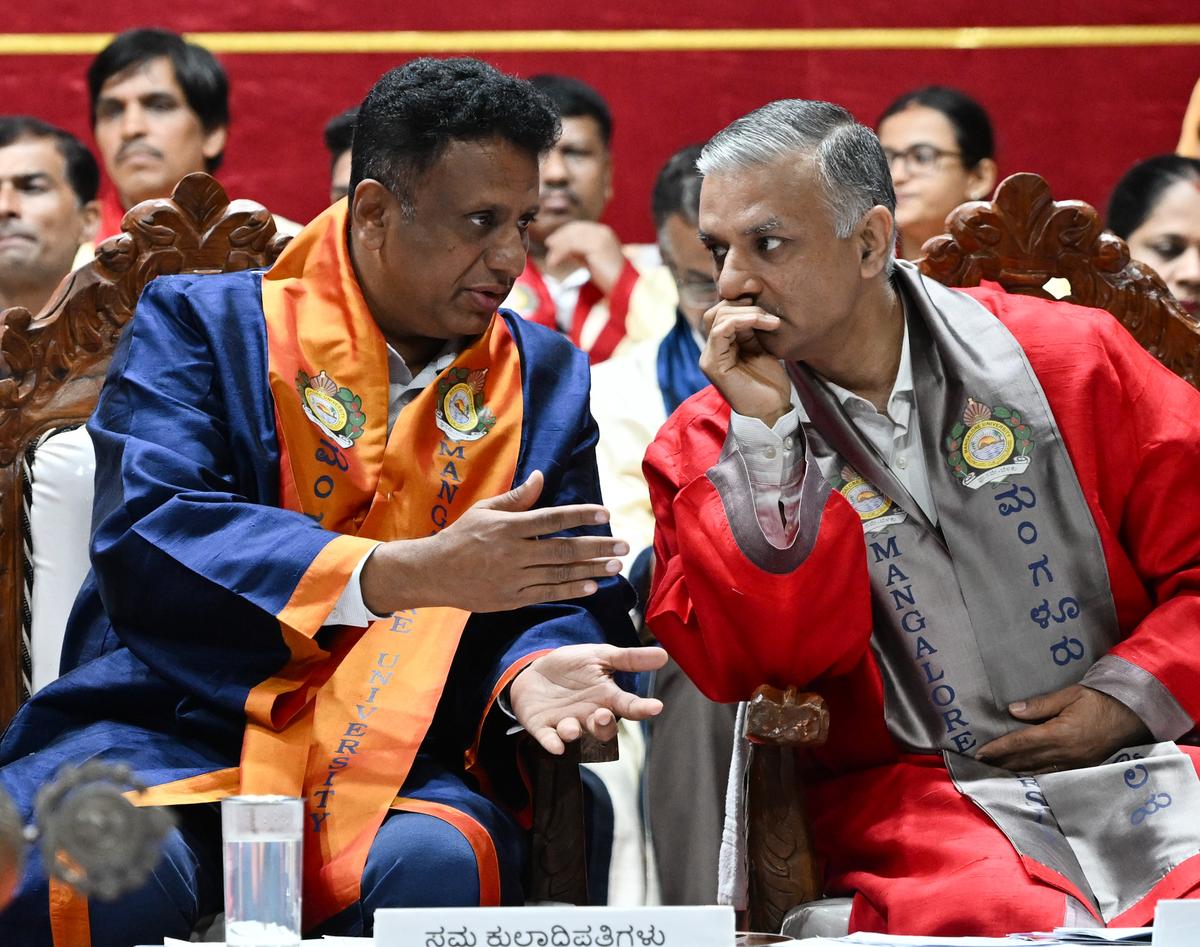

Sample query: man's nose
[120,103,148,138]
[540,147,569,185]
[0,183,19,217]
[717,249,762,302]
[486,225,529,282]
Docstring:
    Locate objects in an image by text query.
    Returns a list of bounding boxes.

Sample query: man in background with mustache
[502,74,674,364]
[86,28,298,247]
[0,116,99,316]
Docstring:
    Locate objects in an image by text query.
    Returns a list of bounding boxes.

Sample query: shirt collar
[386,338,460,392]
[821,317,914,424]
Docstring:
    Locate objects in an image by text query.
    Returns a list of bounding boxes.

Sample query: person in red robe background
[645,99,1200,936]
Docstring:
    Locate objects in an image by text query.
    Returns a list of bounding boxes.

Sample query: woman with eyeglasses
[877,86,999,260]
[1106,154,1200,319]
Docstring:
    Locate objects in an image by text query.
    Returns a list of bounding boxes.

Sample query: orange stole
[244,201,525,927]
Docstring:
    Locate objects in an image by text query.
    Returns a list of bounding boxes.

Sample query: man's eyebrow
[743,217,782,236]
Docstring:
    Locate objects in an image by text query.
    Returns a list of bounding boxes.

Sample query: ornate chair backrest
[918,172,1200,387]
[0,173,288,725]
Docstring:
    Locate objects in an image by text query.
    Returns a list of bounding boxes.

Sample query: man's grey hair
[698,99,896,245]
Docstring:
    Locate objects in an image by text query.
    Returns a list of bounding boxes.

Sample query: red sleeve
[979,287,1200,737]
[1097,316,1200,733]
[642,391,875,703]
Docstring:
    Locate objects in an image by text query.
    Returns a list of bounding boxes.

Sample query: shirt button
[764,446,777,460]
[783,436,795,451]
[896,454,908,469]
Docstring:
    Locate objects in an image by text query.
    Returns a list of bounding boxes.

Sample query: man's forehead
[0,138,67,179]
[99,56,185,100]
[698,160,820,235]
[418,137,539,203]
[555,115,606,147]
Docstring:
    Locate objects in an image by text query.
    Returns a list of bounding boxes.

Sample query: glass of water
[221,795,303,947]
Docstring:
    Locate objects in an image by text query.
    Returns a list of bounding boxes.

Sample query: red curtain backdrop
[1,3,1196,242]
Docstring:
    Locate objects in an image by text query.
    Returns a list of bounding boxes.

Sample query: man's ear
[349,179,394,251]
[78,200,101,245]
[201,125,228,164]
[858,205,895,278]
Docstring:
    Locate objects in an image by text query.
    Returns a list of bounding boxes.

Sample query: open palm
[510,644,668,754]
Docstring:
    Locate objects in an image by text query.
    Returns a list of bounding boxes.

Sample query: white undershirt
[731,321,938,547]
[323,339,459,628]
[541,266,591,332]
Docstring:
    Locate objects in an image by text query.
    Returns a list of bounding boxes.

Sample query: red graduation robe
[645,285,1200,935]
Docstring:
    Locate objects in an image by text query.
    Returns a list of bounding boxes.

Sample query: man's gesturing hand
[975,684,1151,774]
[700,301,793,427]
[361,470,628,615]
[510,644,668,755]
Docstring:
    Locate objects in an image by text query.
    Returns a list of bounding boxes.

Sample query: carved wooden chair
[744,172,1199,940]
[0,171,608,913]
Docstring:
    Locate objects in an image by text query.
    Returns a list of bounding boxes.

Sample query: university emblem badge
[832,464,906,533]
[435,367,496,442]
[944,397,1033,489]
[296,369,365,448]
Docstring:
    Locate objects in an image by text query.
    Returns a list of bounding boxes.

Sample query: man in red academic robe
[645,99,1200,936]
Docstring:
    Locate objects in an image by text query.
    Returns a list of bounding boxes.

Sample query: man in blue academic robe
[0,57,665,946]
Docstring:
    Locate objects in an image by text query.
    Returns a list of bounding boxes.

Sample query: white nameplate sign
[1155,898,1200,947]
[375,905,736,947]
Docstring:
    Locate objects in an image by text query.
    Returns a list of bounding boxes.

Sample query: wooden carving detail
[0,173,287,724]
[919,172,1200,387]
[0,173,288,465]
[744,686,829,935]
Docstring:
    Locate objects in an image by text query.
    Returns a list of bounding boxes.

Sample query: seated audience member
[591,143,737,906]
[1106,154,1200,318]
[0,116,98,315]
[877,86,997,260]
[647,99,1200,935]
[502,74,673,363]
[0,57,666,944]
[325,106,357,204]
[86,28,299,244]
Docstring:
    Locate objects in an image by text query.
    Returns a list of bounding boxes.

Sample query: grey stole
[787,262,1200,921]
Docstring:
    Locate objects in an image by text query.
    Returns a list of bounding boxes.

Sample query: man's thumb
[480,470,544,512]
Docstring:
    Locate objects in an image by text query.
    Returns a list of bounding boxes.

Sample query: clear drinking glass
[221,795,303,947]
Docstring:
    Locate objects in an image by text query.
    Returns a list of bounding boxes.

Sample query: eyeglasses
[883,144,963,176]
[674,276,720,309]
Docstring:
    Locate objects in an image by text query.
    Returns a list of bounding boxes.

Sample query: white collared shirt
[540,266,591,332]
[731,320,938,547]
[324,339,460,627]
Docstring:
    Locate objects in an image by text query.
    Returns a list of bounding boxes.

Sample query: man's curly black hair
[350,57,561,217]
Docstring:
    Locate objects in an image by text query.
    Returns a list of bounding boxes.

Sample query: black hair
[0,115,99,204]
[529,74,612,147]
[350,57,560,216]
[878,86,994,169]
[87,28,229,173]
[1107,154,1200,239]
[651,143,705,231]
[324,107,357,170]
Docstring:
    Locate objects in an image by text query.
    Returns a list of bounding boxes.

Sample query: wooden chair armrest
[523,733,618,904]
[744,685,830,747]
[744,685,828,934]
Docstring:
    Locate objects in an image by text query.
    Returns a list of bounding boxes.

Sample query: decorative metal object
[0,760,174,910]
